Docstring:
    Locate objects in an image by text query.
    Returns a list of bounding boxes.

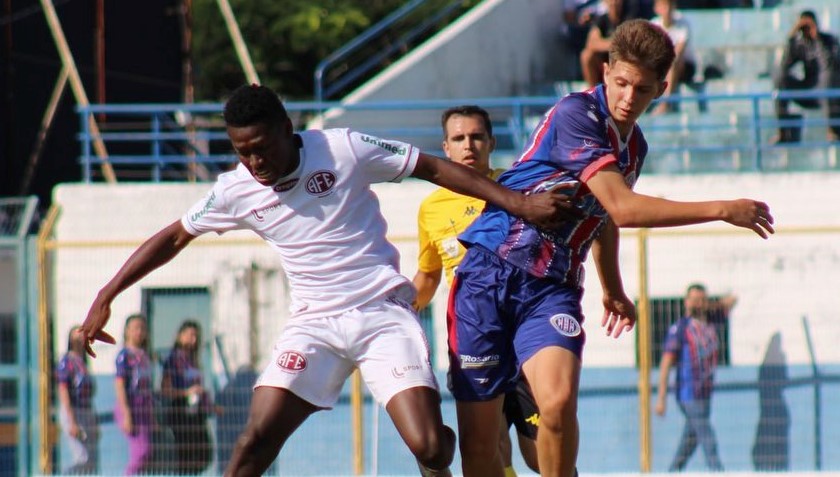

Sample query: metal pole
[36,204,61,474]
[351,370,364,475]
[637,228,652,472]
[215,0,260,85]
[39,0,116,182]
[20,67,69,195]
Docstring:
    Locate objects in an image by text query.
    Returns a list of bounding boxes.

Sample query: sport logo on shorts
[550,314,582,337]
[276,351,307,372]
[305,170,337,197]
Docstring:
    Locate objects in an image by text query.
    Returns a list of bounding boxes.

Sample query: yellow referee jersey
[416,169,504,286]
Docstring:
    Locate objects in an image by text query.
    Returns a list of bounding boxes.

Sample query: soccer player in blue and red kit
[448,19,775,477]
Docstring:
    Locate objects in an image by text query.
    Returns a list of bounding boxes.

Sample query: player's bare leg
[224,387,318,477]
[522,346,581,477]
[386,386,455,475]
[456,395,505,477]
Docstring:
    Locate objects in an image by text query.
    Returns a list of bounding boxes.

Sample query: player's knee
[411,425,455,468]
[537,391,577,434]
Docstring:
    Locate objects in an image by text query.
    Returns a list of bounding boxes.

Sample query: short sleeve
[56,356,71,385]
[416,202,442,274]
[181,182,238,236]
[115,350,130,379]
[347,130,419,183]
[662,321,683,355]
[549,95,616,180]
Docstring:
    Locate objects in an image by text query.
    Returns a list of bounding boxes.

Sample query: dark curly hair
[223,84,288,127]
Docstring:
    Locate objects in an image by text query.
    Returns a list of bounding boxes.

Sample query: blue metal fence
[77,88,840,183]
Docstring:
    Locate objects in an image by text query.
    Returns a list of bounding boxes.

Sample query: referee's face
[442,114,495,176]
[228,119,299,187]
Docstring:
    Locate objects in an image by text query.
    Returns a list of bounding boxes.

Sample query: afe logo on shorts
[305,170,337,197]
[550,314,582,337]
[276,351,307,372]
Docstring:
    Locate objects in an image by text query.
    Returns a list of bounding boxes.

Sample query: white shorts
[255,287,438,409]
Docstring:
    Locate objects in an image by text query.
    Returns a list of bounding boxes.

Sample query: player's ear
[655,81,669,99]
[442,139,451,159]
[488,135,497,153]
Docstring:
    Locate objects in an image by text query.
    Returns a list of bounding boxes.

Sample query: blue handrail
[314,0,428,103]
[77,88,840,182]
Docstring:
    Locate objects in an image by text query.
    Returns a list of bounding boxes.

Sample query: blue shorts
[447,246,586,401]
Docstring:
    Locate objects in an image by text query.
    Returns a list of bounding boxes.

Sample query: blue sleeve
[549,95,614,177]
[115,349,130,379]
[663,321,683,355]
[56,356,71,385]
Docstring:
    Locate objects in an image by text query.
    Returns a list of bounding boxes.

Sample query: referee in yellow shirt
[413,105,539,477]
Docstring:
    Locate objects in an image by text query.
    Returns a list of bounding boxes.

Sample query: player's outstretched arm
[586,165,774,238]
[411,153,582,229]
[80,220,197,357]
[592,219,636,338]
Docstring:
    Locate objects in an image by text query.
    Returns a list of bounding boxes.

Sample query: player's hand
[79,294,117,358]
[601,292,637,338]
[521,183,584,229]
[655,399,666,416]
[722,199,774,239]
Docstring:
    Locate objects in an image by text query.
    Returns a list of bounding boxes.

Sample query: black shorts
[503,378,539,440]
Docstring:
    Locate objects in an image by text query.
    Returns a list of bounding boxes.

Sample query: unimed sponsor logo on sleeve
[360,135,407,156]
[190,191,216,222]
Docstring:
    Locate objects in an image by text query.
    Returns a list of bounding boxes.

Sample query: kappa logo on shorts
[549,314,582,337]
[276,351,307,373]
[305,170,337,197]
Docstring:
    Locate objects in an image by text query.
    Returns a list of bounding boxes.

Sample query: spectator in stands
[650,0,698,115]
[412,105,543,477]
[451,20,772,477]
[57,325,99,474]
[773,10,840,143]
[161,320,213,475]
[655,284,736,472]
[114,313,155,475]
[580,0,653,87]
[79,84,580,477]
[560,0,604,80]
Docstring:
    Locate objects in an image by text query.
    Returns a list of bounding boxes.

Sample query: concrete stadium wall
[311,0,565,150]
[51,170,840,377]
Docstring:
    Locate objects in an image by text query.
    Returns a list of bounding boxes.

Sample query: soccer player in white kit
[80,84,579,477]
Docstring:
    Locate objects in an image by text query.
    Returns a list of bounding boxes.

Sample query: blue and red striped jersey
[459,85,648,284]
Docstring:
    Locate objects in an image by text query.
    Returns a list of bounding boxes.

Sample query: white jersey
[182,128,420,319]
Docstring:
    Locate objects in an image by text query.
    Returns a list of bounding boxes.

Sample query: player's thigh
[354,298,438,406]
[448,249,518,401]
[456,396,505,449]
[521,346,581,414]
[513,282,585,368]
[245,386,319,442]
[256,317,355,409]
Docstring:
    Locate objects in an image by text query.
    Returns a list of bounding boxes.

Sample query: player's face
[178,326,199,350]
[228,119,299,187]
[442,114,495,175]
[125,318,147,347]
[684,288,709,318]
[604,60,666,134]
